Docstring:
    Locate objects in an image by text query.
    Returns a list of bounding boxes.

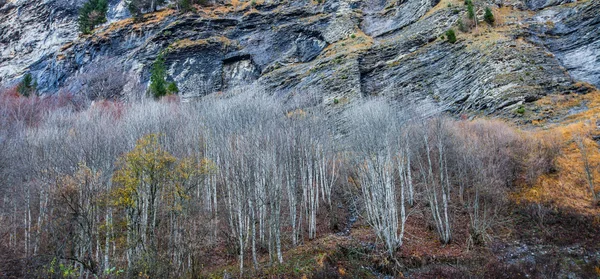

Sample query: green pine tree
[467,2,475,20]
[484,7,495,25]
[445,29,457,44]
[149,54,168,99]
[78,0,109,34]
[17,73,36,97]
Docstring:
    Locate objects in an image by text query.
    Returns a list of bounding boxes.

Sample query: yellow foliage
[112,134,176,208]
[112,134,214,212]
[338,266,347,276]
[316,253,327,268]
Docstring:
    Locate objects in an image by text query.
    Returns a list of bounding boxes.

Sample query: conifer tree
[78,0,109,34]
[484,7,495,25]
[17,73,36,97]
[149,53,168,99]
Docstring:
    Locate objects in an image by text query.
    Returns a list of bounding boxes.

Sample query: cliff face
[528,0,600,88]
[0,0,129,85]
[0,0,598,115]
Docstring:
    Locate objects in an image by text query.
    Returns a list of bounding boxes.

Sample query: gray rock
[524,0,576,10]
[0,0,598,118]
[528,0,600,87]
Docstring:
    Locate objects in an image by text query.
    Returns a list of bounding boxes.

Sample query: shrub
[484,7,495,25]
[178,0,196,12]
[62,57,127,101]
[445,29,457,43]
[167,82,179,94]
[127,0,167,21]
[17,73,36,97]
[78,0,109,34]
[458,19,468,32]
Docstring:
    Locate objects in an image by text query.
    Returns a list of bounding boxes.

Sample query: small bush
[167,82,179,94]
[445,29,457,43]
[484,7,495,25]
[178,0,193,12]
[62,57,127,101]
[127,0,167,21]
[516,106,525,114]
[458,19,468,32]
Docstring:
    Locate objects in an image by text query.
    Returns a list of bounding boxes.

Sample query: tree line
[78,0,213,33]
[0,86,558,278]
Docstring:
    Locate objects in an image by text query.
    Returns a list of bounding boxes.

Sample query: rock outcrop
[0,0,598,116]
[528,0,600,88]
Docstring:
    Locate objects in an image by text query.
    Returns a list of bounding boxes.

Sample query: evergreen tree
[178,0,193,12]
[17,73,37,97]
[78,0,109,34]
[149,54,168,99]
[484,7,495,25]
[467,2,475,20]
[445,29,457,44]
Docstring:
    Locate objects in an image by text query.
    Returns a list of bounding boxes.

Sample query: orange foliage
[514,102,600,215]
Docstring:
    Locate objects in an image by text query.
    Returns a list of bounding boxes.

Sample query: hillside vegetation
[1,0,600,278]
[1,85,600,278]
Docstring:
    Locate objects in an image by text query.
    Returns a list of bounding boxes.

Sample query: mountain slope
[0,0,598,116]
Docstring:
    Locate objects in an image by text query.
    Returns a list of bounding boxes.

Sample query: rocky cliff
[0,0,598,116]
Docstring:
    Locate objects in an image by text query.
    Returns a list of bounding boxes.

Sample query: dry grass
[167,36,234,50]
[422,0,463,19]
[93,8,175,40]
[514,89,600,216]
[320,29,374,58]
[60,42,74,52]
[533,84,599,125]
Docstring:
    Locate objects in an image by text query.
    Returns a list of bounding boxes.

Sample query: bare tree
[348,100,407,256]
[414,118,452,244]
[574,133,598,203]
[63,57,127,101]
